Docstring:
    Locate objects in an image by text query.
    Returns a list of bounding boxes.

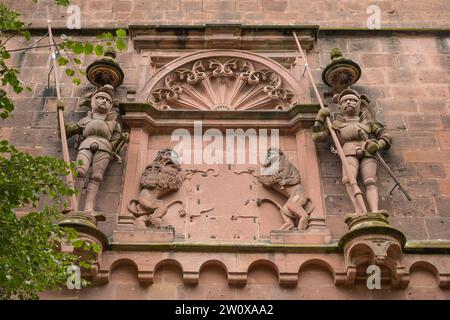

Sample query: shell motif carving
[150,58,297,110]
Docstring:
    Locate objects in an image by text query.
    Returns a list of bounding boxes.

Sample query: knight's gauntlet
[312,124,329,143]
[314,107,331,123]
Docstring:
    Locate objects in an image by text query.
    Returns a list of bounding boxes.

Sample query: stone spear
[47,16,78,212]
[293,32,368,214]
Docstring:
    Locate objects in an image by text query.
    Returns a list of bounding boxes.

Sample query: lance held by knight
[65,84,129,219]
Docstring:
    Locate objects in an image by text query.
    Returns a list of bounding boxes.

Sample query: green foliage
[57,30,128,84]
[0,141,87,300]
[0,0,115,300]
[0,5,27,119]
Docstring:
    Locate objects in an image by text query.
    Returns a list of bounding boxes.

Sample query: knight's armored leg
[75,149,93,178]
[342,156,366,213]
[84,150,111,213]
[361,157,379,212]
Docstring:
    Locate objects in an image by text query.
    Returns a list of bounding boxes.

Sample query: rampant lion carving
[128,148,186,228]
[257,148,314,231]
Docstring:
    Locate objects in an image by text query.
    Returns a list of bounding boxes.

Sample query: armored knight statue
[257,148,313,230]
[65,84,129,218]
[312,88,392,213]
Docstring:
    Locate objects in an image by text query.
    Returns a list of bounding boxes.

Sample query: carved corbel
[58,213,109,283]
[228,271,248,286]
[279,272,299,287]
[338,211,408,288]
[183,271,200,286]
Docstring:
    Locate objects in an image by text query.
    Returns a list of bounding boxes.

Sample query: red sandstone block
[377,99,418,113]
[399,36,440,53]
[112,0,133,12]
[348,38,383,53]
[115,283,149,300]
[388,131,438,150]
[154,0,181,11]
[325,195,355,215]
[322,177,346,195]
[380,194,437,217]
[435,197,450,217]
[425,217,450,239]
[360,54,397,68]
[236,0,262,11]
[176,285,206,300]
[418,99,449,114]
[385,69,418,84]
[262,0,287,12]
[418,70,450,84]
[437,132,450,150]
[415,163,446,179]
[379,162,417,179]
[398,54,426,68]
[440,178,450,196]
[405,150,450,163]
[320,162,341,178]
[424,85,450,98]
[203,0,235,11]
[286,0,315,13]
[402,178,440,198]
[389,217,428,240]
[392,86,428,99]
[358,70,386,85]
[148,283,178,300]
[376,112,406,130]
[406,115,443,131]
[326,214,348,240]
[181,0,203,11]
[205,285,237,299]
[0,128,13,142]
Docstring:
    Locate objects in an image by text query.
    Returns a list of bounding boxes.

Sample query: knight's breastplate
[338,122,363,142]
[337,122,368,156]
[83,119,113,140]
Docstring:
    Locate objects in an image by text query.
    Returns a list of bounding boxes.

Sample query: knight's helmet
[336,88,361,114]
[91,84,115,113]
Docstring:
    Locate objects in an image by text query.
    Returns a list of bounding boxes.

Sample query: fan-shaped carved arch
[138,50,306,111]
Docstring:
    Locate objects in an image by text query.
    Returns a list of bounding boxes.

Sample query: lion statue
[128,148,186,228]
[257,148,314,231]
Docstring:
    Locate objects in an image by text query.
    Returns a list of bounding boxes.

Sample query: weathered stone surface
[3,0,450,301]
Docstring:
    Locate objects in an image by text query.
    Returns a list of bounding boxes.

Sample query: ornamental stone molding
[137,49,312,111]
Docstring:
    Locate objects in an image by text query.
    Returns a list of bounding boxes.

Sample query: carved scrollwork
[150,57,297,110]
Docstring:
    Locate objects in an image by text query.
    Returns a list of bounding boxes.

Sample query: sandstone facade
[1,0,450,300]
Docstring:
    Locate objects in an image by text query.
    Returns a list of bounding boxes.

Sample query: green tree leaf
[115,29,126,38]
[94,44,104,56]
[65,68,75,77]
[57,56,69,66]
[73,43,84,54]
[84,43,93,55]
[115,38,127,51]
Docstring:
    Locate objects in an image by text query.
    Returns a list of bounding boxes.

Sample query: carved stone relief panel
[137,50,312,110]
[115,49,327,244]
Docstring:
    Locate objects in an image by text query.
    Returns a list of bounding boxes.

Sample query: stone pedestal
[58,211,109,280]
[337,211,407,288]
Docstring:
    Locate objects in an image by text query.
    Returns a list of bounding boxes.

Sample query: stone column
[117,127,149,226]
[295,129,327,229]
